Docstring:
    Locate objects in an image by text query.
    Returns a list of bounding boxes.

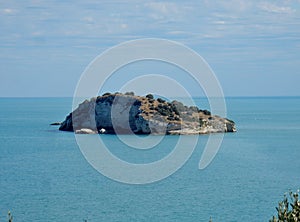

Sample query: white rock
[75,128,97,134]
[99,128,106,134]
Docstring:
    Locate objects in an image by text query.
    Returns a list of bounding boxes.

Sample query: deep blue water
[0,97,300,221]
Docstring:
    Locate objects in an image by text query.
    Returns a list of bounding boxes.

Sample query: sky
[0,0,300,97]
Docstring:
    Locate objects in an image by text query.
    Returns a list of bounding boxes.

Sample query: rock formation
[59,92,236,135]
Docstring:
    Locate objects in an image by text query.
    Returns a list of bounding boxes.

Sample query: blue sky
[1,0,300,97]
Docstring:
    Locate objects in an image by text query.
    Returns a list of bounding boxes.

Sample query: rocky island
[58,92,236,135]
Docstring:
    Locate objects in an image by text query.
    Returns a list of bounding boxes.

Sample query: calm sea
[0,97,300,222]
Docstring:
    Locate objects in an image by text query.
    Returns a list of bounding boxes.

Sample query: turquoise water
[0,97,300,221]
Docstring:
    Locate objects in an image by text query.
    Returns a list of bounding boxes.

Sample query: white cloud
[144,2,189,21]
[2,8,16,15]
[120,23,128,29]
[145,2,179,16]
[82,16,94,23]
[212,21,226,25]
[204,0,253,13]
[167,31,189,35]
[31,31,43,37]
[259,2,294,14]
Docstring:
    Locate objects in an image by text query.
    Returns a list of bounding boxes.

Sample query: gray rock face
[59,93,236,135]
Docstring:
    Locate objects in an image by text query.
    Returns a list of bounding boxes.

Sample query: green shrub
[270,190,300,222]
[146,94,154,100]
[102,92,111,97]
[157,98,165,103]
[124,91,135,96]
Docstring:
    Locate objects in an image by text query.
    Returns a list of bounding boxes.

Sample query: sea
[0,97,300,222]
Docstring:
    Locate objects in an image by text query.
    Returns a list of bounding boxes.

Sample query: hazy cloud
[2,8,16,14]
[259,2,294,14]
[145,2,180,16]
[0,0,300,96]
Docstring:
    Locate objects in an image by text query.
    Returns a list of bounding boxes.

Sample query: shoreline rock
[75,128,98,134]
[50,122,61,126]
[59,92,236,135]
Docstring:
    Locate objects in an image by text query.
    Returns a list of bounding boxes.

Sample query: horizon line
[0,95,300,99]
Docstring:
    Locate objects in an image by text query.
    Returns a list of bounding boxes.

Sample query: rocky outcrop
[59,92,236,135]
[50,122,61,126]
